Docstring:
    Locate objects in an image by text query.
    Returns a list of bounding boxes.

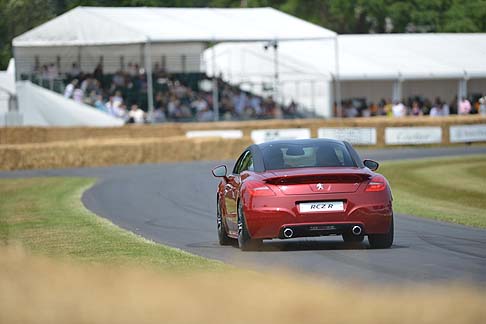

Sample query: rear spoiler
[265,173,372,185]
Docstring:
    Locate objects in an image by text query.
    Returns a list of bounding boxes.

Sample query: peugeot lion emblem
[316,183,324,190]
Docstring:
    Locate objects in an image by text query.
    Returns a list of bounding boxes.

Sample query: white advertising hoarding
[251,128,311,144]
[186,130,243,139]
[318,127,377,145]
[450,124,486,143]
[385,127,442,145]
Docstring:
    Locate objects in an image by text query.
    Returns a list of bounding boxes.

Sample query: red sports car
[212,139,394,251]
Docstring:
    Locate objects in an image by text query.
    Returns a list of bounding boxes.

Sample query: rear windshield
[262,142,356,170]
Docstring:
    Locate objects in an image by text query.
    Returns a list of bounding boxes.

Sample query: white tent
[207,33,486,112]
[0,59,16,125]
[13,7,336,46]
[12,6,337,119]
[16,81,124,127]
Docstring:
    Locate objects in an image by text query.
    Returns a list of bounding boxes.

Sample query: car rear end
[241,168,393,240]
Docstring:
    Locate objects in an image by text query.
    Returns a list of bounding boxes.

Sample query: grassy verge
[1,247,485,324]
[0,177,223,271]
[0,169,485,323]
[379,154,486,228]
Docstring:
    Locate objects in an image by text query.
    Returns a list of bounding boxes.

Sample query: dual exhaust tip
[283,228,294,239]
[283,225,362,239]
[352,225,362,236]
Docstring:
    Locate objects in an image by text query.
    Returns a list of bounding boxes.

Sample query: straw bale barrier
[1,115,485,145]
[1,115,485,170]
[0,137,252,171]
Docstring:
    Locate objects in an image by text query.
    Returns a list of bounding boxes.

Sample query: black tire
[237,202,262,251]
[342,232,365,243]
[217,199,232,246]
[368,216,394,249]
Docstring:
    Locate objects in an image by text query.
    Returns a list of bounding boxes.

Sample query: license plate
[299,201,344,213]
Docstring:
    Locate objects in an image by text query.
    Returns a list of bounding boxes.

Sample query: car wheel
[237,201,262,251]
[342,232,365,243]
[217,199,232,246]
[368,216,394,249]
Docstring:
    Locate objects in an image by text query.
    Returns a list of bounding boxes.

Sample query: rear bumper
[243,193,392,239]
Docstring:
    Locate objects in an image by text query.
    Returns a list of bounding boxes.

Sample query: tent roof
[336,33,486,79]
[209,33,486,80]
[13,6,336,47]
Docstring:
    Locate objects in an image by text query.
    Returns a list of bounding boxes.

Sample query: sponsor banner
[185,130,243,139]
[251,128,311,144]
[318,127,377,145]
[450,124,486,143]
[385,127,442,145]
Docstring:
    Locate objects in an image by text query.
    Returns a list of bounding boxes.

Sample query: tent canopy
[13,6,336,47]
[208,33,486,81]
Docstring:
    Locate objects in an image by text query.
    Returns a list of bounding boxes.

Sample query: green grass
[379,154,486,228]
[0,177,224,271]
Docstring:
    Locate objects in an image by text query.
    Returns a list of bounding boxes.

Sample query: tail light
[365,176,387,192]
[246,181,276,196]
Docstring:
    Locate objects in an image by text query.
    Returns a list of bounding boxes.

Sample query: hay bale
[0,137,253,171]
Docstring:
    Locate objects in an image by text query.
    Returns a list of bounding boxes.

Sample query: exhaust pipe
[283,228,294,239]
[351,225,362,236]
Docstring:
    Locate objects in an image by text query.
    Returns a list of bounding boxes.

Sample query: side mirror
[212,165,227,178]
[363,159,379,171]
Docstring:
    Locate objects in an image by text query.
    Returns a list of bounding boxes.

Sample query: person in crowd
[250,95,263,116]
[112,91,124,107]
[410,101,423,116]
[41,65,49,80]
[153,107,167,123]
[72,86,84,104]
[344,101,359,118]
[112,71,125,88]
[458,97,472,115]
[361,103,371,117]
[479,97,486,116]
[109,102,127,121]
[64,79,78,98]
[429,98,443,117]
[69,63,81,79]
[47,63,58,80]
[93,63,104,84]
[392,100,406,117]
[196,105,214,122]
[442,101,450,116]
[384,100,393,117]
[105,96,115,111]
[127,104,145,124]
[92,95,107,112]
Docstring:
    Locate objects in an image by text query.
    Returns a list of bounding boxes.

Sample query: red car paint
[218,167,392,239]
[213,139,393,246]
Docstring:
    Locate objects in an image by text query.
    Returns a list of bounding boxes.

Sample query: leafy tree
[1,0,485,69]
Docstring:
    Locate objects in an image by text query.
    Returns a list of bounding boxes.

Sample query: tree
[1,0,485,70]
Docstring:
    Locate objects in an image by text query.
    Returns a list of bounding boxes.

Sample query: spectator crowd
[31,62,305,124]
[29,62,486,122]
[338,95,486,118]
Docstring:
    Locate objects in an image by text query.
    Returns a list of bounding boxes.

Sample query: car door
[224,150,253,234]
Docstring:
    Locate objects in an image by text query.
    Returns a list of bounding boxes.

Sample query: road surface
[2,146,485,283]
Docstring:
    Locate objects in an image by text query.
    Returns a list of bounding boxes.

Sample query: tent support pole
[144,40,154,123]
[273,41,279,104]
[212,43,219,121]
[311,80,316,116]
[333,37,341,118]
[392,78,403,102]
[13,46,19,81]
[457,76,468,109]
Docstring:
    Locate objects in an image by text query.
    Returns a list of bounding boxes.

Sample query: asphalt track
[1,146,486,283]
